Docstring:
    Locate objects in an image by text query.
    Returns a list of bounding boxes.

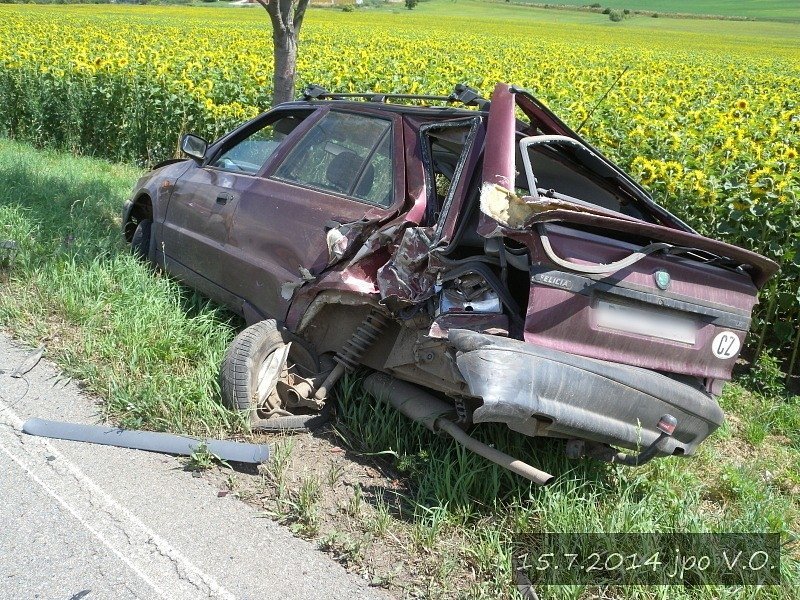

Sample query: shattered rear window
[513,136,656,222]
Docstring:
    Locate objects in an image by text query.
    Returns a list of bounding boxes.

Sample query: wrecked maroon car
[123,83,777,482]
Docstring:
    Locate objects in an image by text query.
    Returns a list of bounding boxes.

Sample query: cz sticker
[712,331,740,359]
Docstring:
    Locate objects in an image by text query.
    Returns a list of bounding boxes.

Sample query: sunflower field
[0,3,798,368]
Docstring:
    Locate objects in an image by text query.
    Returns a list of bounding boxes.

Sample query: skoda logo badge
[654,270,671,290]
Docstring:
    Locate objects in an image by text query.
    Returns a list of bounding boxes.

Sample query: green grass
[1,136,799,597]
[0,137,243,435]
[498,0,800,22]
[334,371,800,597]
[400,0,800,44]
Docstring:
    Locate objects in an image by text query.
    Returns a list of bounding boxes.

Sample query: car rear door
[161,108,316,304]
[224,107,405,321]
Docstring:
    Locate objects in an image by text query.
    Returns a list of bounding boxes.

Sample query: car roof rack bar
[301,83,490,109]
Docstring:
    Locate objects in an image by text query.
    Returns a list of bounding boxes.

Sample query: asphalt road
[0,333,386,600]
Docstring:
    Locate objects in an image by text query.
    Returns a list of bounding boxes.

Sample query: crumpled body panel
[449,329,723,456]
[376,226,438,309]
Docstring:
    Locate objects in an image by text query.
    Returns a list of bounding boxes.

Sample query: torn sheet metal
[284,224,402,330]
[349,224,401,265]
[326,228,349,261]
[280,266,315,300]
[323,203,398,265]
[428,313,509,339]
[287,212,397,305]
[477,83,634,236]
[479,183,626,232]
[376,226,438,309]
[323,216,380,264]
[478,82,529,237]
[479,183,537,232]
[22,418,270,464]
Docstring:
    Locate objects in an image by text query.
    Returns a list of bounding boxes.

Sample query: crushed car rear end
[442,83,777,461]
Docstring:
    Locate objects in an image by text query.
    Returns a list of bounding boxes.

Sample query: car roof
[277,100,489,120]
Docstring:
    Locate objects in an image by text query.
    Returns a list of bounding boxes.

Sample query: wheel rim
[255,343,291,406]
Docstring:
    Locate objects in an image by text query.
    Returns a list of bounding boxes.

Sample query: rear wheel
[220,320,327,431]
[130,219,152,261]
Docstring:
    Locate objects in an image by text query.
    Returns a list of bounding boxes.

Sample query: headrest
[326,150,362,192]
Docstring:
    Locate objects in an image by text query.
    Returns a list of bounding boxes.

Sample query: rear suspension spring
[312,308,390,402]
[334,309,390,371]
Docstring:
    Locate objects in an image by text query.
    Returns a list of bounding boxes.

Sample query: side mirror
[180,133,208,161]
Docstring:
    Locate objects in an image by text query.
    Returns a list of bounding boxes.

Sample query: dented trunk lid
[478,83,778,383]
[520,222,759,382]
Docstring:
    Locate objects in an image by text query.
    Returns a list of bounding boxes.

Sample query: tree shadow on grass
[0,151,245,432]
[0,158,123,255]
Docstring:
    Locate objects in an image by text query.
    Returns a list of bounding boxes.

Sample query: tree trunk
[258,0,309,107]
[272,30,298,106]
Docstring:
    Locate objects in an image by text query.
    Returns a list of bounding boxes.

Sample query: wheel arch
[123,193,154,242]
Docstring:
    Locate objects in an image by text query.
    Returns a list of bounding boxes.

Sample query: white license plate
[595,299,697,344]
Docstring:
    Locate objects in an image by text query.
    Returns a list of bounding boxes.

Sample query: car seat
[326,150,374,198]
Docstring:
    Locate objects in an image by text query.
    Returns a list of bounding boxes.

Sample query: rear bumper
[448,329,723,456]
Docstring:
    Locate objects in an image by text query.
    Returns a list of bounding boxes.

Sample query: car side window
[274,111,394,206]
[210,114,307,175]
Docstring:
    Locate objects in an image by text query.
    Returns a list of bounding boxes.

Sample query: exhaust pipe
[362,373,554,485]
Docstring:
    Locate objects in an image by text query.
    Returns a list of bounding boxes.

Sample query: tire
[220,320,318,412]
[130,219,152,261]
[250,402,333,432]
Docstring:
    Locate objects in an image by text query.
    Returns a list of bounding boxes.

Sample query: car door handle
[216,193,232,205]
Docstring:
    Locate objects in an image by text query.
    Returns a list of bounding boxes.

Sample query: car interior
[209,114,309,175]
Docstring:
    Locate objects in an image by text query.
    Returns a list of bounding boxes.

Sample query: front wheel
[130,219,152,261]
[219,320,319,412]
[220,320,330,432]
[220,320,291,412]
